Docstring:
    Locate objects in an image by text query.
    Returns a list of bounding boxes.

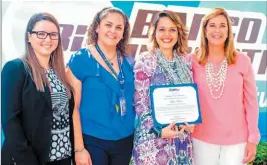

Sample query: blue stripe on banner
[111,1,201,17]
[257,80,267,142]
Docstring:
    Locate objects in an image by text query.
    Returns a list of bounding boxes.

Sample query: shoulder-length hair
[148,10,188,56]
[197,8,237,65]
[87,7,130,55]
[23,12,71,97]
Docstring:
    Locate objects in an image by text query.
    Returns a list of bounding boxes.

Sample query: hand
[75,149,93,165]
[179,122,195,133]
[243,142,257,163]
[161,122,185,139]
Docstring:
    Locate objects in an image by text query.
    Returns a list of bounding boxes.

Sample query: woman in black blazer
[1,13,74,165]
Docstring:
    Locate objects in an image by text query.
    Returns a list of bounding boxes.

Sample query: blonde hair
[148,10,188,56]
[197,8,237,65]
[23,13,71,97]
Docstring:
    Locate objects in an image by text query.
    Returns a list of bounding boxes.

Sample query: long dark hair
[23,12,71,97]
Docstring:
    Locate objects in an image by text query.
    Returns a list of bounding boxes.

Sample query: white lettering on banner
[257,87,267,109]
[1,1,266,140]
[2,1,112,66]
[258,92,267,109]
[2,2,267,82]
[129,2,267,81]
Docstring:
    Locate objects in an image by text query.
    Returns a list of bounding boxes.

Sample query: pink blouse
[191,52,261,145]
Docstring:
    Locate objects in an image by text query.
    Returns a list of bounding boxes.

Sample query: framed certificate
[150,83,202,127]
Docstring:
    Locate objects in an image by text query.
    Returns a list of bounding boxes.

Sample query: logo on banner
[2,2,266,109]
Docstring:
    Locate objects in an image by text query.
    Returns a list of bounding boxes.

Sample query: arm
[66,67,84,151]
[66,67,92,165]
[243,56,260,144]
[66,49,92,165]
[1,60,38,165]
[242,55,261,163]
[134,53,154,131]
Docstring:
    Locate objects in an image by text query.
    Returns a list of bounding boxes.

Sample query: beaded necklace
[155,48,193,85]
[205,58,228,99]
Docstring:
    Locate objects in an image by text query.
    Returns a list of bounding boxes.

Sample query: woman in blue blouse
[66,7,135,165]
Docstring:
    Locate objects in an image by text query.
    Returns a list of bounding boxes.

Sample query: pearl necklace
[205,59,228,99]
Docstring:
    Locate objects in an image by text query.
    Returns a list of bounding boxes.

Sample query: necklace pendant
[108,60,113,66]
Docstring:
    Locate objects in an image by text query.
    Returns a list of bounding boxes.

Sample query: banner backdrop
[1,1,266,143]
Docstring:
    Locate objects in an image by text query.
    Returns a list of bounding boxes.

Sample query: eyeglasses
[30,31,59,40]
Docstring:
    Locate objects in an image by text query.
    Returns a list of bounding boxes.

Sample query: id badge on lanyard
[119,90,126,116]
[119,75,126,116]
[95,44,127,116]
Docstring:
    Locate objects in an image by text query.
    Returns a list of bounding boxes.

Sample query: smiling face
[155,17,178,52]
[28,20,59,59]
[96,12,124,48]
[205,14,228,47]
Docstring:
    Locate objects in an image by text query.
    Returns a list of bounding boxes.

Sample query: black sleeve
[1,59,39,165]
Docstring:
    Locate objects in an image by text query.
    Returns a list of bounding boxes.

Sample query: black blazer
[1,59,74,165]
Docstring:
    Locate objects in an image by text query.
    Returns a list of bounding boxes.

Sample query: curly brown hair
[87,7,130,55]
[148,10,188,56]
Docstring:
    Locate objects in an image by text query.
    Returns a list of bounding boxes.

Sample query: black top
[1,59,74,165]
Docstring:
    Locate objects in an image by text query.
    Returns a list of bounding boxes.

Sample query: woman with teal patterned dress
[132,10,195,165]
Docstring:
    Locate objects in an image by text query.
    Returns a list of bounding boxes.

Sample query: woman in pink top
[191,8,260,165]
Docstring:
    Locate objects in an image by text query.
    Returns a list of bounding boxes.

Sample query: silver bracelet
[74,148,85,152]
